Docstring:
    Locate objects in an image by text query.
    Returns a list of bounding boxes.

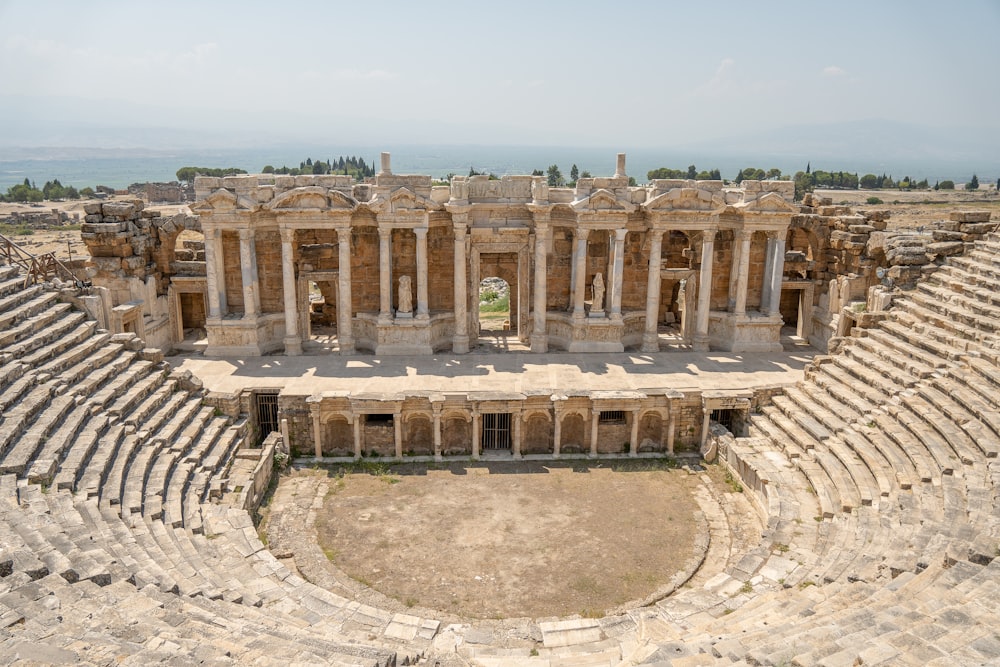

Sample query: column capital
[414,226,428,238]
[576,227,591,240]
[279,226,295,244]
[766,229,782,241]
[378,227,392,240]
[701,229,716,243]
[649,228,665,241]
[614,228,628,241]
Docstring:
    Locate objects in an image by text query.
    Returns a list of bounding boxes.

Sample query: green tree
[686,165,697,179]
[939,180,955,190]
[546,164,564,187]
[262,165,275,174]
[967,174,979,190]
[570,164,579,182]
[860,174,879,189]
[648,167,687,180]
[580,170,592,178]
[531,169,544,177]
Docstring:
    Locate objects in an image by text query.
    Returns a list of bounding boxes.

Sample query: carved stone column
[531,221,549,352]
[727,229,744,312]
[472,408,481,460]
[336,226,354,354]
[238,227,260,318]
[415,226,429,320]
[666,409,676,456]
[203,224,223,319]
[629,409,640,457]
[767,233,786,316]
[353,417,361,459]
[734,230,752,315]
[309,399,322,459]
[694,230,716,351]
[572,228,590,318]
[590,410,600,457]
[378,228,392,321]
[393,411,403,459]
[761,234,776,309]
[452,219,469,353]
[642,230,664,352]
[553,409,562,457]
[280,227,301,355]
[513,411,522,459]
[609,228,627,321]
[432,404,442,462]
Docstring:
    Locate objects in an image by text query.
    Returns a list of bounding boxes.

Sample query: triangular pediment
[369,187,441,214]
[571,188,636,213]
[191,188,240,212]
[644,187,726,212]
[741,191,799,213]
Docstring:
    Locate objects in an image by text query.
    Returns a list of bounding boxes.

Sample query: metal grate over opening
[710,408,734,432]
[255,392,280,445]
[481,413,511,450]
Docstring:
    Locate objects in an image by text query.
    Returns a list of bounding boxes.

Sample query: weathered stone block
[83,202,103,215]
[101,202,136,218]
[950,210,991,223]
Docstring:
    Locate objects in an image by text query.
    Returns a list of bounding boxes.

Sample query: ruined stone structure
[2,217,1000,663]
[190,153,797,357]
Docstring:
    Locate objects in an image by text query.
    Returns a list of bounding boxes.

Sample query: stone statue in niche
[591,272,605,315]
[397,275,413,316]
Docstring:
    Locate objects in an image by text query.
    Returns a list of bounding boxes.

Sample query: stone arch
[442,415,471,456]
[323,415,353,457]
[523,411,553,455]
[637,410,665,453]
[404,413,433,456]
[559,412,586,454]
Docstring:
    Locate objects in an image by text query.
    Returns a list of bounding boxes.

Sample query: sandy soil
[312,460,709,619]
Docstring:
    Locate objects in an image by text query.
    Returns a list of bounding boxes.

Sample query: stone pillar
[734,230,752,315]
[379,152,392,175]
[553,410,562,457]
[280,227,302,355]
[238,227,260,318]
[452,220,469,353]
[310,402,322,459]
[614,153,626,179]
[572,229,590,318]
[378,228,392,321]
[666,410,676,456]
[694,230,716,351]
[394,411,403,459]
[353,417,361,459]
[609,228,627,321]
[432,404,442,462]
[727,230,744,312]
[472,409,480,460]
[531,222,549,352]
[629,409,640,457]
[642,230,664,352]
[415,227,429,320]
[590,410,600,457]
[336,226,355,354]
[761,235,776,309]
[203,224,223,319]
[701,407,712,449]
[768,233,786,316]
[513,411,522,459]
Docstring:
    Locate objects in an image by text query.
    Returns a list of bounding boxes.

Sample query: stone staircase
[2,224,1000,665]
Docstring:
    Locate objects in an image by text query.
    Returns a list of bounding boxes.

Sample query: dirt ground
[311,460,709,619]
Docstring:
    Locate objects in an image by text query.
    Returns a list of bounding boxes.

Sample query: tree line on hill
[1,178,95,203]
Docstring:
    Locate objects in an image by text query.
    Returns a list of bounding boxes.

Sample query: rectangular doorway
[255,392,279,446]
[481,413,511,450]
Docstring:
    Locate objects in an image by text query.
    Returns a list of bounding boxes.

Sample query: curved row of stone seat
[0,264,412,664]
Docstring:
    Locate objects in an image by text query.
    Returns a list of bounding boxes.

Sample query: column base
[641,332,660,353]
[530,333,548,353]
[339,340,356,355]
[284,336,302,356]
[452,335,469,354]
[693,333,710,352]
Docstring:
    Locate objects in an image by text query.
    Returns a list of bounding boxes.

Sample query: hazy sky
[2,0,999,147]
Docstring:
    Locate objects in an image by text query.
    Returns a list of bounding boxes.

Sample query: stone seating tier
[2,228,1000,665]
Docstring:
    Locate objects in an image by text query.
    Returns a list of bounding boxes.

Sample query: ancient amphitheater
[1,157,999,665]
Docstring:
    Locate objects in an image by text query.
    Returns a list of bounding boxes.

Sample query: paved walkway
[167,340,816,397]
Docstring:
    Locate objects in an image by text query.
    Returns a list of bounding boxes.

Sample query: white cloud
[823,65,846,77]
